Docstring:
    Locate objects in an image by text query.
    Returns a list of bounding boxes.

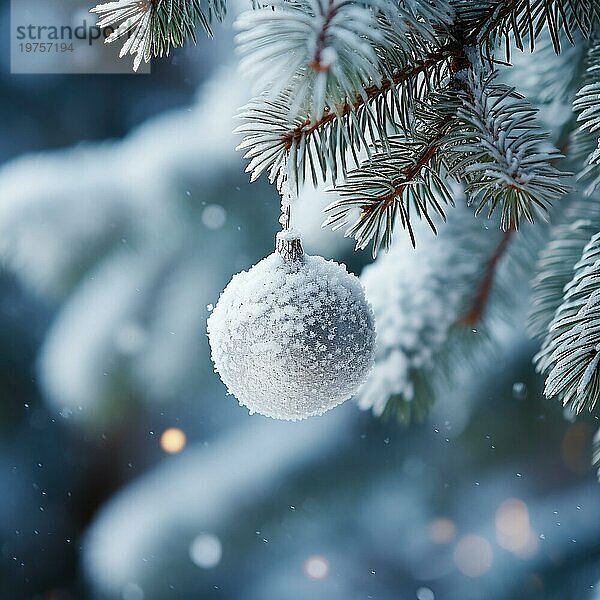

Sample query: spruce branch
[90,0,226,71]
[358,197,506,421]
[380,370,435,425]
[236,0,592,186]
[573,42,600,195]
[447,67,571,230]
[528,197,600,338]
[535,231,600,414]
[279,47,452,151]
[235,0,450,121]
[321,117,454,256]
[318,55,569,255]
[454,0,600,56]
[235,24,454,185]
[459,226,515,324]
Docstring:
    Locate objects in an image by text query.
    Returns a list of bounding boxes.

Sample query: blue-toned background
[0,2,599,599]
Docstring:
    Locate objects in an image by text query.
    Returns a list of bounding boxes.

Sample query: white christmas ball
[207,251,376,420]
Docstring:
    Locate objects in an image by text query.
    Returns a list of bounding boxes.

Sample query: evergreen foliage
[536,231,600,413]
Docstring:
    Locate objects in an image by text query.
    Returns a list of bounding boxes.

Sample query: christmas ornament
[207,176,376,420]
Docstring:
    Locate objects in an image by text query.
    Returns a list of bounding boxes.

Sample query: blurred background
[1,2,599,599]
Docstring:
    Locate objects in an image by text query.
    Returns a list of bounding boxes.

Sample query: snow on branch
[573,42,600,195]
[453,0,600,57]
[536,231,600,414]
[235,0,589,192]
[448,67,571,230]
[235,49,452,185]
[235,0,452,120]
[322,124,454,256]
[234,0,455,186]
[528,197,600,339]
[90,0,226,71]
[358,196,505,421]
[315,56,569,255]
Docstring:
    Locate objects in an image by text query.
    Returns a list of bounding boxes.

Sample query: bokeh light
[202,204,227,230]
[495,498,538,559]
[429,517,456,544]
[160,428,187,454]
[416,587,435,600]
[453,534,493,577]
[121,582,144,600]
[189,533,222,569]
[303,555,329,580]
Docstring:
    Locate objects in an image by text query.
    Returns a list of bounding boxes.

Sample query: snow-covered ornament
[207,175,376,420]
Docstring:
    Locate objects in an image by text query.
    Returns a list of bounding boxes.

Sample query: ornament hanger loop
[275,155,304,261]
[276,155,296,231]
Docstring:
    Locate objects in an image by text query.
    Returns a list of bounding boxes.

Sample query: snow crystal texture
[358,203,502,417]
[207,252,376,420]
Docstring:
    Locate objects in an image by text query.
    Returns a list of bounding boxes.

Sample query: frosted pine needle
[91,0,226,71]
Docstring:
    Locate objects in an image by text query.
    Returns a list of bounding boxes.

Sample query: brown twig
[459,227,515,325]
[280,0,521,150]
[309,0,336,73]
[282,46,456,150]
[364,141,442,217]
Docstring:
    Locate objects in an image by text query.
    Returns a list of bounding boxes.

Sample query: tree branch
[309,0,336,72]
[282,45,457,150]
[281,0,521,151]
[360,137,446,235]
[459,227,515,325]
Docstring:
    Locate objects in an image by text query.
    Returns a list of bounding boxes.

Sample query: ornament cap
[276,228,304,261]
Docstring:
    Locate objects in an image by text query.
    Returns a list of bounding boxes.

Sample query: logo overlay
[11,0,151,74]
